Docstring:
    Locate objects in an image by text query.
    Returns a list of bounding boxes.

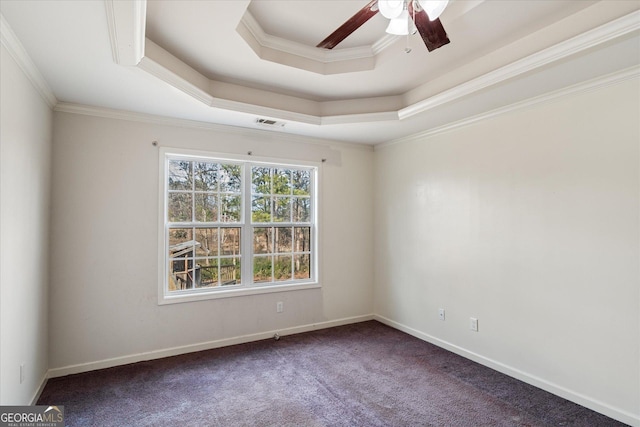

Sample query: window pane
[252,196,271,223]
[168,160,192,191]
[275,227,292,253]
[221,195,241,222]
[273,169,292,195]
[273,197,290,222]
[294,227,310,252]
[253,256,272,283]
[292,197,310,222]
[252,167,271,194]
[194,194,218,222]
[169,228,193,252]
[194,162,218,191]
[294,254,311,280]
[220,164,241,192]
[220,258,241,285]
[196,258,218,287]
[169,228,194,270]
[253,227,272,254]
[169,257,195,290]
[274,255,292,282]
[169,228,195,279]
[195,228,218,257]
[168,193,192,222]
[168,264,180,291]
[293,170,310,196]
[220,228,240,256]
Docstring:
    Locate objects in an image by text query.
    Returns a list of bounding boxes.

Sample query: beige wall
[0,44,52,404]
[374,77,640,424]
[48,112,374,372]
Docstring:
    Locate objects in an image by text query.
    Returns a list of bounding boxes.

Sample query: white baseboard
[47,314,374,379]
[29,373,48,405]
[41,313,639,426]
[374,314,639,427]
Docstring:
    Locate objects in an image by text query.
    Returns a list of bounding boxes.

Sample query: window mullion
[242,163,253,286]
[191,161,196,222]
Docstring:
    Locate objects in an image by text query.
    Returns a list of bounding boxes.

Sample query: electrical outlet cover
[470,317,478,332]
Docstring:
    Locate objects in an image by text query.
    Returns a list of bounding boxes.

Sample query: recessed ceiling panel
[2,0,637,145]
[248,0,388,49]
[144,0,608,103]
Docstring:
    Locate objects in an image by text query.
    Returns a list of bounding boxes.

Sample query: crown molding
[236,11,379,74]
[141,50,321,125]
[142,38,321,125]
[141,38,338,125]
[107,2,639,130]
[379,65,640,150]
[138,55,213,106]
[321,111,399,125]
[53,102,373,151]
[371,33,400,55]
[48,65,640,150]
[240,11,377,64]
[399,9,640,120]
[234,1,479,74]
[239,9,409,62]
[0,13,57,108]
[104,0,146,66]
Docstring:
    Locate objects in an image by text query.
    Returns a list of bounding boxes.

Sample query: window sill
[158,282,321,305]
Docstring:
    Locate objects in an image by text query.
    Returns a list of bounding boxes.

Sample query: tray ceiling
[1,0,638,144]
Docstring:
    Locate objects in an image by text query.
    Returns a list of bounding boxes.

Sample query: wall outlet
[276,301,283,313]
[438,308,445,321]
[470,317,478,332]
[20,363,24,384]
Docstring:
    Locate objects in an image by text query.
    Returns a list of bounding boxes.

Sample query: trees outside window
[161,152,317,302]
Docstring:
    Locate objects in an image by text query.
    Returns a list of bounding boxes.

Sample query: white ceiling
[1,0,639,145]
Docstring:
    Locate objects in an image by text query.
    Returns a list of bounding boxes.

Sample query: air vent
[255,118,286,128]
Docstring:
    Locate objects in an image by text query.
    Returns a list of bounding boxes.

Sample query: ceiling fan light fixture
[385,9,410,35]
[316,0,450,52]
[378,0,404,19]
[417,0,449,21]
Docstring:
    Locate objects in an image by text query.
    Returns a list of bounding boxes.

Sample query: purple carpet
[37,321,627,426]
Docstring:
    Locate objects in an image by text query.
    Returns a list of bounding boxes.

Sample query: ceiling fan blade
[317,0,379,49]
[409,2,450,52]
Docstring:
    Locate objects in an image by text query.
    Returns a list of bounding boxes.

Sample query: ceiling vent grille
[255,118,286,128]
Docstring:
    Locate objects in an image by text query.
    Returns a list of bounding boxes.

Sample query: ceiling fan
[317,0,450,52]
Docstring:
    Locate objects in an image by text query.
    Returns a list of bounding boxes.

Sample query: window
[160,150,318,303]
[251,167,312,284]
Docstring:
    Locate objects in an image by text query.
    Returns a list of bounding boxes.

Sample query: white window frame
[158,148,320,305]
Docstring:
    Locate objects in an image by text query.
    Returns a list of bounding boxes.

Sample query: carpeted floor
[37,321,627,426]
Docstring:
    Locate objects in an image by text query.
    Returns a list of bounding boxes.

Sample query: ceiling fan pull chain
[405,1,415,53]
